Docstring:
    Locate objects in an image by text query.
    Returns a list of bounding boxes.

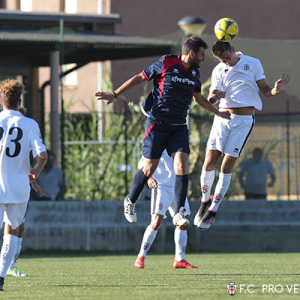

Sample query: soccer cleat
[124,196,137,223]
[135,256,145,269]
[0,277,4,291]
[173,259,198,269]
[197,210,217,231]
[193,199,212,225]
[173,207,189,227]
[6,266,27,277]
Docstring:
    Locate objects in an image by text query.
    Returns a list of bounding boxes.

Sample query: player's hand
[29,167,40,182]
[31,181,45,196]
[274,73,290,93]
[95,91,116,104]
[215,91,226,100]
[147,178,158,189]
[218,110,231,120]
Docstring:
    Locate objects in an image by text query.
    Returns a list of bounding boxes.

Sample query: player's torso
[215,55,263,109]
[0,111,34,201]
[218,58,259,93]
[151,55,200,124]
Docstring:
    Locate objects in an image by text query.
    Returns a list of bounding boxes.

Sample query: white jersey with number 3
[0,110,46,204]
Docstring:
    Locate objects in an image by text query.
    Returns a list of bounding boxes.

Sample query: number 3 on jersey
[0,126,23,157]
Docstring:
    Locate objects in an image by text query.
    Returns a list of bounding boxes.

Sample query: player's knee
[142,166,155,178]
[177,224,189,230]
[174,164,188,175]
[151,218,163,230]
[151,221,162,230]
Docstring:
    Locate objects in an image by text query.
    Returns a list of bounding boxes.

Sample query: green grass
[2,252,300,299]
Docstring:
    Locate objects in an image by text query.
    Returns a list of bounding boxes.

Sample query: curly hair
[0,79,25,109]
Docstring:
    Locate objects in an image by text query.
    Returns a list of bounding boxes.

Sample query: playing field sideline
[2,252,300,299]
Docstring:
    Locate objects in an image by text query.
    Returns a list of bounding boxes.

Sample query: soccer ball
[214,18,239,41]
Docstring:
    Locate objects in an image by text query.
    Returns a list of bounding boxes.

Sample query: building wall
[4,0,110,117]
[110,0,300,111]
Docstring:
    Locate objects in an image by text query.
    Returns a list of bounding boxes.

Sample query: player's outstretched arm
[194,93,231,120]
[95,72,147,105]
[257,73,290,97]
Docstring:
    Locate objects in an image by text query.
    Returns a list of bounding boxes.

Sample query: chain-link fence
[62,110,300,201]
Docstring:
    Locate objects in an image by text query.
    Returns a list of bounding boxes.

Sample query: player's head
[212,41,238,66]
[0,79,24,109]
[253,147,263,162]
[182,35,208,55]
[182,35,208,68]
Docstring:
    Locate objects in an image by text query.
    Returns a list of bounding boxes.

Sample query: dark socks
[175,174,189,213]
[128,169,149,203]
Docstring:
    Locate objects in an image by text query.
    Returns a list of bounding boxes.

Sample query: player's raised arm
[257,72,290,97]
[95,72,147,105]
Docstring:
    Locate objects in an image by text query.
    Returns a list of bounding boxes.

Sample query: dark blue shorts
[142,118,190,159]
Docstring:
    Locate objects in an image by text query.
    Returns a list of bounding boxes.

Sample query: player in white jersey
[5,107,45,278]
[194,41,290,230]
[0,80,47,291]
[134,150,197,269]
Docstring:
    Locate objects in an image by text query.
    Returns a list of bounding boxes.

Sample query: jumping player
[0,80,47,291]
[96,36,230,226]
[194,41,290,230]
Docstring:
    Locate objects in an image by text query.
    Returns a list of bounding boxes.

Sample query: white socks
[138,225,158,258]
[138,225,188,261]
[9,237,23,269]
[209,172,232,212]
[0,235,18,278]
[200,169,215,203]
[174,227,187,261]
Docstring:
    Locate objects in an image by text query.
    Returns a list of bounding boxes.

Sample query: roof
[0,10,176,66]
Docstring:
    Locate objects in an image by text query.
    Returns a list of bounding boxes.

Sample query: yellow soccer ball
[214,18,239,41]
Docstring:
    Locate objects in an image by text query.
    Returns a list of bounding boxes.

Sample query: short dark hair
[253,147,263,156]
[212,40,232,58]
[0,79,24,109]
[182,35,208,55]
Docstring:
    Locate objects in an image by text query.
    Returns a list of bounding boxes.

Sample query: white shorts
[206,114,255,158]
[0,202,28,230]
[150,184,190,217]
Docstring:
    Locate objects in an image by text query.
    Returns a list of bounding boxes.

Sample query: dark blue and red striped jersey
[142,54,202,125]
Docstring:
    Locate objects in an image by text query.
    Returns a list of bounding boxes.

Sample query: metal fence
[62,113,300,201]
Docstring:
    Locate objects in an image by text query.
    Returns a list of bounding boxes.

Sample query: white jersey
[0,110,46,204]
[138,150,175,187]
[210,52,265,111]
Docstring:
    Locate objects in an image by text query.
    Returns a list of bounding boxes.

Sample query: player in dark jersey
[96,36,230,226]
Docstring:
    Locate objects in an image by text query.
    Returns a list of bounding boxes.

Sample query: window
[20,0,32,11]
[65,0,77,14]
[62,64,78,87]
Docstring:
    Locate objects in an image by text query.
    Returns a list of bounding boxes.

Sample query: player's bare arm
[208,89,226,105]
[29,151,48,182]
[193,93,231,120]
[95,72,147,104]
[257,72,290,97]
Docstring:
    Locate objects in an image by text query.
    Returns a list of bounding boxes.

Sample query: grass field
[2,252,300,299]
